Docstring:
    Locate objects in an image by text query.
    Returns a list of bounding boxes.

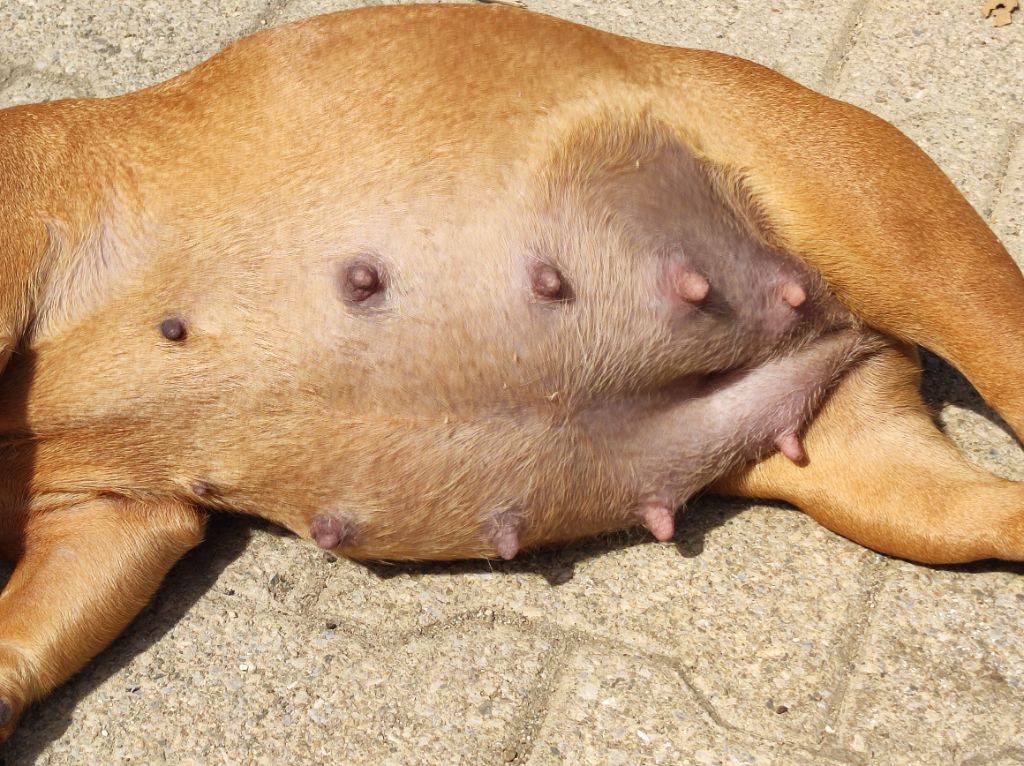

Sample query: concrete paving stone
[9,594,554,764]
[918,351,1024,483]
[831,561,1024,765]
[978,749,1024,766]
[270,0,395,26]
[0,0,275,97]
[368,623,557,765]
[272,0,852,88]
[935,403,1024,482]
[991,130,1024,270]
[195,517,330,617]
[0,69,87,108]
[8,600,368,764]
[317,500,879,742]
[833,1,1022,121]
[830,1,1023,214]
[527,646,846,766]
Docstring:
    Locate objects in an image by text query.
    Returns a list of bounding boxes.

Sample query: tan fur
[0,4,1021,740]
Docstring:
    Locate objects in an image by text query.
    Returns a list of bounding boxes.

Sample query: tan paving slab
[0,69,87,107]
[831,561,1024,765]
[934,399,1024,482]
[317,501,880,743]
[8,597,367,764]
[527,646,847,766]
[832,1,1021,121]
[0,0,275,97]
[9,587,556,765]
[978,751,1024,766]
[923,343,1024,485]
[992,130,1024,270]
[829,1,1022,213]
[195,518,330,617]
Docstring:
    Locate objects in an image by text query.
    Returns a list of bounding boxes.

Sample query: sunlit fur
[0,4,1021,742]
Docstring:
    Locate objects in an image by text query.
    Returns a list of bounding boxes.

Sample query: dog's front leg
[0,497,206,741]
[713,341,1024,564]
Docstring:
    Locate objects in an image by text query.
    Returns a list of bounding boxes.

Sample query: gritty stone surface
[981,750,1024,766]
[0,0,276,96]
[832,562,1024,764]
[993,131,1024,270]
[7,588,555,765]
[318,504,879,741]
[528,648,846,765]
[830,1,1020,214]
[0,70,87,108]
[196,518,329,616]
[1,1,1023,765]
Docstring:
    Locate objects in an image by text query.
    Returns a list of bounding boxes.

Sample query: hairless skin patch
[191,482,214,498]
[310,512,359,549]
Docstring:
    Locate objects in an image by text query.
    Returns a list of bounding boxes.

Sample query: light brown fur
[0,4,1021,741]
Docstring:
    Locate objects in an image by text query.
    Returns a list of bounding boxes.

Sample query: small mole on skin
[531,262,569,301]
[159,317,187,341]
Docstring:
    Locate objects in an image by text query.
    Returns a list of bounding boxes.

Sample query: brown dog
[0,3,1021,741]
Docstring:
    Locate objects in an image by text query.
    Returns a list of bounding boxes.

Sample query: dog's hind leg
[659,70,1024,439]
[711,341,1024,564]
[0,497,206,741]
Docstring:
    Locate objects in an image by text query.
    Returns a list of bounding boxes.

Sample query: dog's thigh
[712,341,1024,564]
[662,74,1024,439]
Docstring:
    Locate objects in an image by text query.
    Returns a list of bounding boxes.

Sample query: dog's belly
[4,241,870,561]
[0,101,873,561]
[273,326,868,560]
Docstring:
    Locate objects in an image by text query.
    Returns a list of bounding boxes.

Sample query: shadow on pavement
[921,349,1022,447]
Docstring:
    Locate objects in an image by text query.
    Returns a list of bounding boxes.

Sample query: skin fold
[0,3,1021,740]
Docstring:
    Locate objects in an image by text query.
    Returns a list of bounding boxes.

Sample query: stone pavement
[1,0,1022,763]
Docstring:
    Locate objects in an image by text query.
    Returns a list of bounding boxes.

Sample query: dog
[0,3,1021,741]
